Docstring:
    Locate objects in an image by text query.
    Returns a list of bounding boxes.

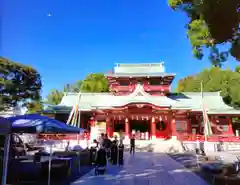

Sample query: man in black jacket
[103,134,111,159]
[130,134,135,154]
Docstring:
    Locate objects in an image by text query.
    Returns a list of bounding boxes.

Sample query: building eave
[105,73,176,78]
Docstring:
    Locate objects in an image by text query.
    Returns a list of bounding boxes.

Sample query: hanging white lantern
[152,117,155,123]
[159,116,162,121]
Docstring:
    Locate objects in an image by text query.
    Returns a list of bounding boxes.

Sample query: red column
[228,116,234,135]
[187,119,191,133]
[125,118,129,139]
[106,117,112,137]
[89,117,95,127]
[210,116,216,134]
[171,115,177,137]
[151,117,156,139]
[89,116,96,139]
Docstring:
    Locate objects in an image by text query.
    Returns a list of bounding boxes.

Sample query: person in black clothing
[103,134,111,158]
[95,145,107,175]
[96,146,107,166]
[118,139,124,165]
[130,134,135,154]
[112,135,118,145]
[110,139,118,165]
[103,134,111,148]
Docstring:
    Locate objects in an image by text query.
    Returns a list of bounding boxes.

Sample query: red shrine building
[44,63,240,140]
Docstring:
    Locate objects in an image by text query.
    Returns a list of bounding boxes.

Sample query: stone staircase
[123,137,185,153]
[152,137,185,153]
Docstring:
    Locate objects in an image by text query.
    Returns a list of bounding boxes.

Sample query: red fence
[177,134,240,142]
[37,133,90,140]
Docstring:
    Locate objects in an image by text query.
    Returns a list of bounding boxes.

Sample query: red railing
[144,84,169,92]
[37,133,90,140]
[177,134,240,142]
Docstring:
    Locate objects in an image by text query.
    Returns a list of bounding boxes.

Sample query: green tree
[45,73,109,106]
[0,57,42,110]
[168,0,240,66]
[235,66,240,73]
[64,80,83,92]
[81,73,109,92]
[26,101,44,113]
[176,67,240,107]
[46,89,64,105]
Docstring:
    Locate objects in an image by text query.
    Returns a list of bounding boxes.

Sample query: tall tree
[0,57,42,110]
[168,0,240,66]
[81,73,109,92]
[235,66,240,73]
[64,80,82,92]
[45,89,64,105]
[176,67,240,107]
[45,73,109,106]
[26,101,44,113]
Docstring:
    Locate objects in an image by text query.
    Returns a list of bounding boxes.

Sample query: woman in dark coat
[96,145,107,167]
[111,136,118,165]
[118,139,124,165]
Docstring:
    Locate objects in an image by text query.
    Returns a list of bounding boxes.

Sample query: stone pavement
[71,152,209,185]
[206,151,240,164]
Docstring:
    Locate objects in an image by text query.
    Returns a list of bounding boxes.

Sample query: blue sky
[1,0,238,98]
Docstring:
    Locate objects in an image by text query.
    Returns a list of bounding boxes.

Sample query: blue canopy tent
[8,114,85,133]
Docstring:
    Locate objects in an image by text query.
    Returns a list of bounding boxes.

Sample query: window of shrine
[156,121,166,131]
[175,120,187,133]
[137,80,143,85]
[119,80,130,86]
[149,78,162,85]
[221,125,229,132]
[113,120,125,132]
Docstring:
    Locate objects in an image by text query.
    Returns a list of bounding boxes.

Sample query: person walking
[103,134,111,159]
[98,133,105,149]
[130,134,135,154]
[110,138,118,165]
[118,139,124,165]
[112,135,118,145]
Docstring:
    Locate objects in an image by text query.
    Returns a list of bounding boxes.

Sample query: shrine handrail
[37,133,89,140]
[177,134,240,142]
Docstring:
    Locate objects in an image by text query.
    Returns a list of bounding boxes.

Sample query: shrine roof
[105,72,176,77]
[44,84,240,115]
[105,62,175,77]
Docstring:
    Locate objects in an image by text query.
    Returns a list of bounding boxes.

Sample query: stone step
[123,138,185,153]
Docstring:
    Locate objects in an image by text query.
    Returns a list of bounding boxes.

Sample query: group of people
[93,133,136,168]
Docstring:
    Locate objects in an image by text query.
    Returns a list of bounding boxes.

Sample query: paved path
[71,152,209,185]
[206,151,240,163]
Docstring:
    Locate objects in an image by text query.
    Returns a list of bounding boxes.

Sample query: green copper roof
[105,62,175,77]
[44,84,240,115]
[105,73,175,77]
[114,63,165,73]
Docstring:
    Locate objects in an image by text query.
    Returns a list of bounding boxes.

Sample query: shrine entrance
[129,120,151,140]
[155,119,170,138]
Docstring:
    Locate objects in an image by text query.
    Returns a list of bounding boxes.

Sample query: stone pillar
[125,118,129,139]
[151,117,156,139]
